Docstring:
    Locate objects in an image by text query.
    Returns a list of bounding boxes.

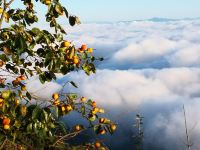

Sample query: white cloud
[168,45,200,67]
[59,68,200,106]
[111,38,175,66]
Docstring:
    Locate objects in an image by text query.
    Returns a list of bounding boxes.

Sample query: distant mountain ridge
[147,17,200,22]
[83,17,200,24]
[113,17,200,24]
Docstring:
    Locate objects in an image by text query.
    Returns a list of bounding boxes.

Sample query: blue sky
[66,0,200,22]
[12,0,200,22]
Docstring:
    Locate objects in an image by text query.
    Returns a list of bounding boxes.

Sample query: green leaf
[70,81,78,88]
[69,47,75,59]
[20,68,25,75]
[34,66,42,74]
[69,16,76,26]
[0,54,9,61]
[39,74,46,84]
[0,84,5,88]
[81,53,88,60]
[82,63,90,75]
[13,120,21,129]
[55,4,64,15]
[44,71,52,82]
[87,99,93,105]
[69,93,78,99]
[52,106,59,119]
[60,66,70,74]
[33,122,38,132]
[81,106,86,116]
[27,123,33,132]
[31,27,40,35]
[35,33,43,44]
[42,110,48,122]
[44,57,51,67]
[32,106,42,120]
[89,63,96,73]
[49,71,56,80]
[15,35,27,55]
[63,7,68,18]
[93,125,100,134]
[54,33,63,42]
[26,92,32,100]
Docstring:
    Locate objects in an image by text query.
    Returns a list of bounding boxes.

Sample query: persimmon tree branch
[0,0,6,29]
[7,0,15,6]
[52,130,84,147]
[0,0,15,29]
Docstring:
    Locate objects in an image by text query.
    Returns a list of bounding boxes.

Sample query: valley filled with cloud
[28,19,200,149]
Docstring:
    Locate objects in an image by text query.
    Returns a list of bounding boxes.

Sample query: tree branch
[52,130,84,147]
[7,0,15,6]
[0,0,15,29]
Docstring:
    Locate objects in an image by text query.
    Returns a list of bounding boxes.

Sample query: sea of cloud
[28,19,200,149]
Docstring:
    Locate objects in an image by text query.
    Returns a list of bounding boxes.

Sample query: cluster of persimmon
[81,97,104,112]
[60,40,94,65]
[88,100,117,135]
[12,75,27,91]
[88,100,105,122]
[60,41,79,65]
[100,118,117,131]
[51,93,116,136]
[52,93,73,113]
[77,44,93,54]
[71,97,104,133]
[80,97,106,123]
[83,141,108,150]
[60,104,73,112]
[80,97,117,135]
[95,123,117,136]
[2,117,11,130]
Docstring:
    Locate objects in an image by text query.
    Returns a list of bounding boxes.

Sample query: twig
[0,0,6,29]
[60,81,70,95]
[0,138,7,149]
[52,130,84,147]
[0,0,15,29]
[7,0,15,6]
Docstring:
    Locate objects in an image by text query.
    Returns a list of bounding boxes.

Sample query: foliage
[0,0,116,149]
